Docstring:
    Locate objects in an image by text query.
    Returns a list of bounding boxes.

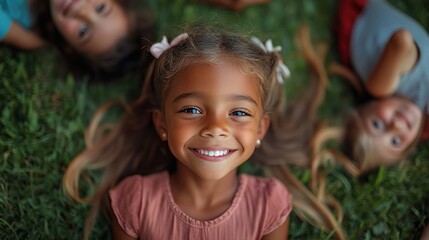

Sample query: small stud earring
[256,139,261,148]
[161,133,167,140]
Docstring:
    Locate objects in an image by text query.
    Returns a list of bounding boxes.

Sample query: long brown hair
[29,0,155,81]
[257,26,346,239]
[63,25,286,239]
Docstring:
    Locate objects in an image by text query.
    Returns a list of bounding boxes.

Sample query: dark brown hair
[29,0,155,81]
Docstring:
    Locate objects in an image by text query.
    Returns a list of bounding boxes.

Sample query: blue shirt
[0,0,32,40]
[351,0,429,114]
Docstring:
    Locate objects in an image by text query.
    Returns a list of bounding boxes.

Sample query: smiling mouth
[192,148,231,157]
[396,111,412,129]
[62,0,77,15]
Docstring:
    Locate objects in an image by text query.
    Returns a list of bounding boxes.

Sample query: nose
[74,3,96,22]
[200,114,229,138]
[390,117,407,132]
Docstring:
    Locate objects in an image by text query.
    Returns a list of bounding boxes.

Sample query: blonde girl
[63,25,292,239]
[332,0,428,173]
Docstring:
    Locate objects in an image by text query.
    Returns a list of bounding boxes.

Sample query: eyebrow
[173,92,258,106]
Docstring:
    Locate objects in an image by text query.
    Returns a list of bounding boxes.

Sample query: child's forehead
[175,54,261,79]
[166,62,262,97]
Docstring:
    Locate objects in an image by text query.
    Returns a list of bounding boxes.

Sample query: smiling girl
[63,26,292,239]
[1,0,153,80]
[333,0,428,173]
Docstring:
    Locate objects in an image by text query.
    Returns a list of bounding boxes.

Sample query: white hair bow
[150,33,189,59]
[251,37,291,84]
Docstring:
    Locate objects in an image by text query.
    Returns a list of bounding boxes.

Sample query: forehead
[166,61,262,102]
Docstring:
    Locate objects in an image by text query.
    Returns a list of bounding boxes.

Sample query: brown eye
[372,119,384,131]
[95,3,106,13]
[78,24,89,38]
[391,136,402,148]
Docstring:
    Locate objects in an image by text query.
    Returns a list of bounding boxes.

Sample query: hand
[202,0,270,11]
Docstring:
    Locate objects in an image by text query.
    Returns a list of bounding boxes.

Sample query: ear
[257,113,271,140]
[152,109,167,140]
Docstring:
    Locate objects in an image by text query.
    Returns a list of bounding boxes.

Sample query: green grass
[1,0,428,239]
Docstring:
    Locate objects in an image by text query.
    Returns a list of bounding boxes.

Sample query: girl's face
[359,96,422,162]
[154,61,270,181]
[49,0,129,58]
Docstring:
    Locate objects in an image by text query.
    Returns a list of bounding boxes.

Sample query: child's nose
[74,4,96,22]
[200,114,229,138]
[390,117,407,132]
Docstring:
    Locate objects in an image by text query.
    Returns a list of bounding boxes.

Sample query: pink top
[109,171,292,239]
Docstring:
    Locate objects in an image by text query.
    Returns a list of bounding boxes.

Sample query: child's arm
[262,216,289,240]
[2,21,46,50]
[421,224,429,240]
[111,216,135,240]
[364,29,418,97]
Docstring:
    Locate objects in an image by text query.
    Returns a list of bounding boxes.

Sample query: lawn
[1,0,428,239]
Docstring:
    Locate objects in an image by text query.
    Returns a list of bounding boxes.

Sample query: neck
[170,163,239,220]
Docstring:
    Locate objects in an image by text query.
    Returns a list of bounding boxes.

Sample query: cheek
[165,119,194,143]
[233,123,259,145]
[53,18,80,42]
[403,129,418,147]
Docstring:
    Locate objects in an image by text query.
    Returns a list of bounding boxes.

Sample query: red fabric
[334,0,367,67]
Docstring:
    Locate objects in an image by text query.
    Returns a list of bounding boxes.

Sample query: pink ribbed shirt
[109,171,292,239]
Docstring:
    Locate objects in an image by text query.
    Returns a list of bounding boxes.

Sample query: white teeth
[196,149,228,157]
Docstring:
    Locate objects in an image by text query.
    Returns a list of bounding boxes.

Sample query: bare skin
[2,22,46,50]
[421,224,429,240]
[111,61,288,239]
[365,29,419,97]
[170,162,239,221]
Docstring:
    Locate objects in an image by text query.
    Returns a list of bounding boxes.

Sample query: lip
[190,147,235,162]
[62,0,77,15]
[396,110,412,129]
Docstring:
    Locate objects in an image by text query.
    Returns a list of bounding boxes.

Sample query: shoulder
[112,171,166,192]
[242,175,293,235]
[109,171,167,238]
[109,171,167,206]
[244,174,292,201]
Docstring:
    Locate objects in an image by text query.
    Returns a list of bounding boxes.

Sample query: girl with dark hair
[63,25,293,239]
[1,0,155,80]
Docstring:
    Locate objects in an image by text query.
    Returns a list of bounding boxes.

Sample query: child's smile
[359,96,422,162]
[154,60,270,180]
[191,147,235,162]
